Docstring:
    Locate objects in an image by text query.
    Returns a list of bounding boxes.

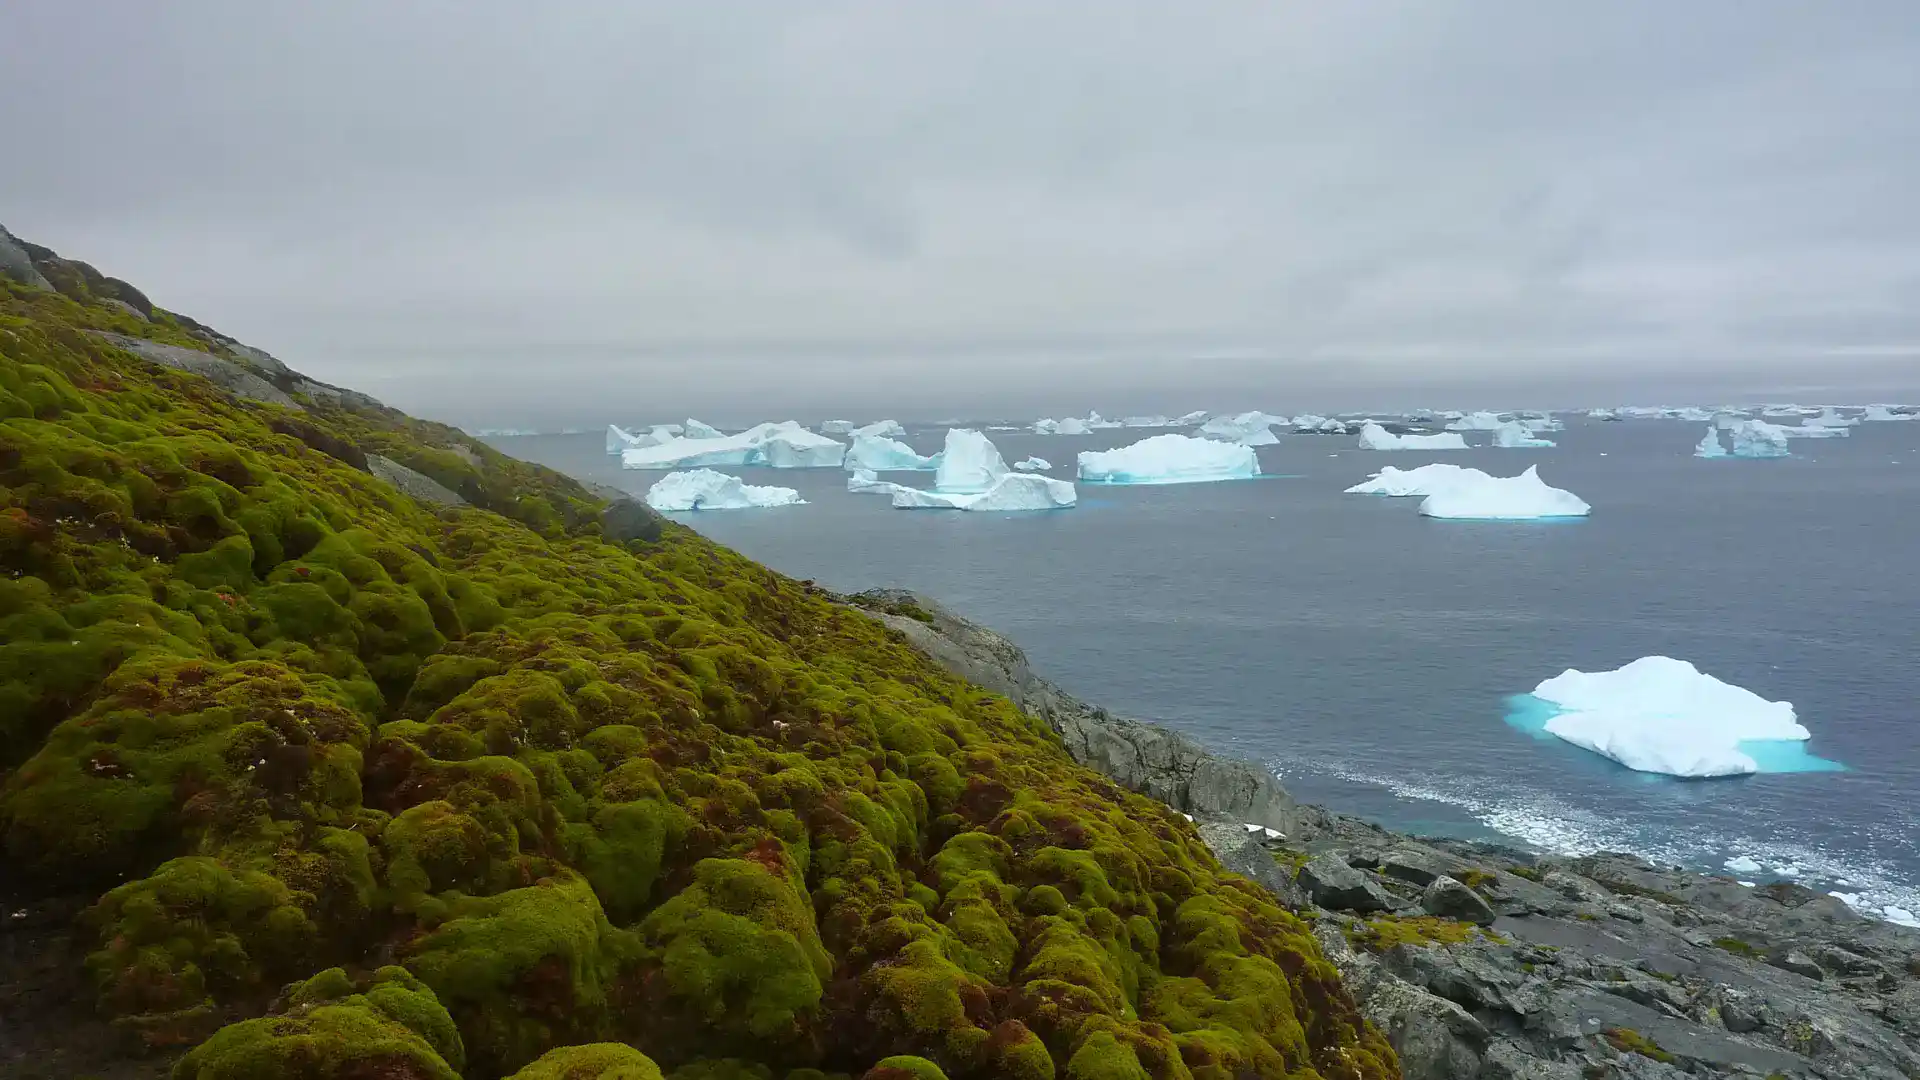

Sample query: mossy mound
[1,246,1395,1079]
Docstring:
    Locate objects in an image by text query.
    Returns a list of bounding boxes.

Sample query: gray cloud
[5,1,1918,423]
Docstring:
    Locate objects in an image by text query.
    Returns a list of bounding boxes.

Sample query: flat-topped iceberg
[852,419,907,439]
[820,419,856,435]
[1357,423,1468,451]
[1524,656,1816,777]
[845,433,938,471]
[1345,463,1483,497]
[644,469,804,511]
[1862,405,1914,422]
[1013,457,1052,471]
[1803,409,1857,429]
[1122,415,1171,428]
[1493,420,1555,448]
[933,428,1011,493]
[1418,465,1589,519]
[1725,420,1790,458]
[1695,427,1728,459]
[1446,411,1506,432]
[1197,412,1280,446]
[892,472,1076,511]
[1077,433,1259,484]
[622,421,845,470]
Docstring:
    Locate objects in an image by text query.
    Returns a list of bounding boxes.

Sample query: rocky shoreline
[850,590,1920,1079]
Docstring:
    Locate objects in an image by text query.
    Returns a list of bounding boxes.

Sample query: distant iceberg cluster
[1077,434,1259,485]
[847,428,1077,511]
[1356,423,1468,451]
[644,469,804,511]
[1515,656,1836,778]
[620,421,846,470]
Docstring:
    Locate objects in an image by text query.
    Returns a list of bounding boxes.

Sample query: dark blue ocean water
[489,420,1920,920]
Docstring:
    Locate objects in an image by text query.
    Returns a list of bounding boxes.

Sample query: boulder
[1298,854,1395,913]
[0,225,53,290]
[1422,876,1496,926]
[601,495,666,544]
[366,455,467,508]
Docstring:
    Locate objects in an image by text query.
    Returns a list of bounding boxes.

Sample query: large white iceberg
[607,425,644,455]
[1695,427,1728,459]
[1345,463,1483,497]
[1493,420,1555,448]
[891,472,1076,511]
[1418,465,1589,519]
[820,419,857,435]
[1725,420,1790,458]
[1357,423,1469,451]
[622,421,845,470]
[1862,405,1914,422]
[1013,457,1052,471]
[1197,412,1280,446]
[844,433,938,472]
[1077,433,1259,484]
[1031,418,1059,435]
[1446,411,1507,432]
[1528,656,1810,777]
[932,428,1011,493]
[1779,425,1848,440]
[644,469,804,511]
[682,419,725,439]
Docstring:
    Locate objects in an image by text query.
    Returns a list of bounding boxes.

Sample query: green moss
[1713,936,1760,959]
[1345,915,1496,952]
[170,965,463,1079]
[1602,1026,1676,1064]
[509,1043,665,1079]
[861,1056,949,1080]
[0,262,1399,1080]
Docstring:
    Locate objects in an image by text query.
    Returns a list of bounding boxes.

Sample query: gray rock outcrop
[366,455,467,507]
[1301,852,1398,913]
[88,331,301,411]
[0,225,53,290]
[601,495,666,544]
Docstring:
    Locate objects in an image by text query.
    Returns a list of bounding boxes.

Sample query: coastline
[850,589,1920,1079]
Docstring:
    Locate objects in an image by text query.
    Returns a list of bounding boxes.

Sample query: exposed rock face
[850,589,1316,837]
[0,225,53,290]
[870,591,1920,1079]
[89,330,301,410]
[366,454,468,507]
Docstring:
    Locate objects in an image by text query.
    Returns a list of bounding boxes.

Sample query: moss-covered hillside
[0,238,1396,1080]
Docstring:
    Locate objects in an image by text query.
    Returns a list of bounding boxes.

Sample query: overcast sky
[5,2,1919,423]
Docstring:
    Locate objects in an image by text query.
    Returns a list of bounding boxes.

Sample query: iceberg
[852,419,908,440]
[1446,411,1507,432]
[1122,415,1171,428]
[1357,423,1468,451]
[1671,407,1714,422]
[683,418,725,439]
[1013,457,1052,471]
[1344,463,1483,497]
[1085,411,1124,429]
[644,469,804,511]
[933,429,1011,493]
[1694,427,1728,459]
[1586,408,1616,420]
[820,420,856,435]
[844,433,939,472]
[1077,433,1259,485]
[1294,415,1354,434]
[1196,412,1279,446]
[1172,410,1211,426]
[1418,465,1589,519]
[1493,420,1555,448]
[1779,425,1848,439]
[1054,417,1092,436]
[1031,418,1058,435]
[1526,656,1813,777]
[622,421,846,470]
[1725,420,1790,458]
[607,424,645,455]
[1862,405,1914,422]
[891,472,1076,511]
[846,468,907,496]
[1802,409,1857,429]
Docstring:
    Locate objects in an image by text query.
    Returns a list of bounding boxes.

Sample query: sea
[485,417,1920,923]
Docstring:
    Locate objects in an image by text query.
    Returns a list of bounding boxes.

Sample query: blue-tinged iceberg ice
[1031,418,1059,435]
[607,425,645,455]
[1446,411,1507,432]
[1077,433,1259,484]
[1493,420,1555,448]
[622,421,845,470]
[846,468,908,496]
[820,419,857,435]
[933,429,1011,493]
[852,419,907,439]
[844,433,939,471]
[1345,463,1483,497]
[1357,423,1468,451]
[1725,420,1790,458]
[1418,465,1589,519]
[891,472,1076,511]
[1013,457,1052,471]
[1197,412,1280,446]
[644,469,804,511]
[1524,656,1818,777]
[1695,427,1728,459]
[683,418,725,439]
